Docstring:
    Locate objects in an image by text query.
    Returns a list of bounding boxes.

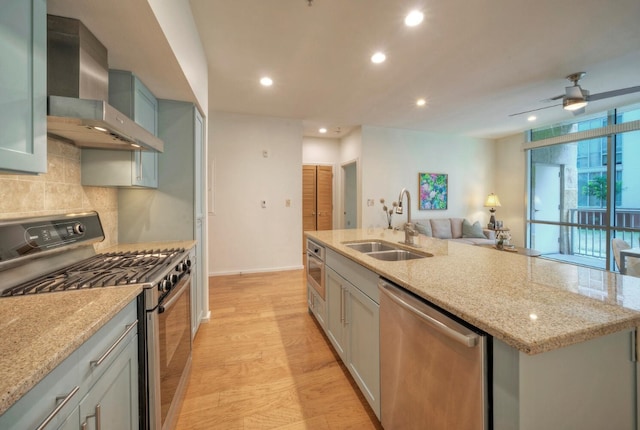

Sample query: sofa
[413,218,496,246]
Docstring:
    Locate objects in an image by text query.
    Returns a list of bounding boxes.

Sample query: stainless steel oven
[306,238,325,299]
[145,257,192,430]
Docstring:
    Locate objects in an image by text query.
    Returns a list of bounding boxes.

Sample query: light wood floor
[175,269,383,430]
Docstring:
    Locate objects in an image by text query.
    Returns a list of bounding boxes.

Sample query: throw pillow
[415,221,432,237]
[462,219,486,238]
[430,219,452,239]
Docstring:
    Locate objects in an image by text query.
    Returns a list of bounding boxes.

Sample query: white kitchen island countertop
[306,228,640,355]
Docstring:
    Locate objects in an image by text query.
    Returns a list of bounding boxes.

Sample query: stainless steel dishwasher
[379,278,488,430]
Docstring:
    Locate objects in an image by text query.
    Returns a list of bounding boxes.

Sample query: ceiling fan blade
[508,104,562,117]
[587,86,640,101]
[542,94,565,102]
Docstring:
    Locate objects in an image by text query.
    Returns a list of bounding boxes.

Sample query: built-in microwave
[306,239,325,300]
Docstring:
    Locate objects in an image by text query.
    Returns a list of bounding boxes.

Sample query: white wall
[495,132,528,247]
[360,126,496,229]
[209,112,303,275]
[147,0,208,113]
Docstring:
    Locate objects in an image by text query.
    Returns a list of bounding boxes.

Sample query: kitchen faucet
[396,188,419,246]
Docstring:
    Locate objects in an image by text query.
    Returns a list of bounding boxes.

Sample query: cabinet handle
[36,385,80,430]
[90,320,137,367]
[84,403,102,430]
[340,286,345,324]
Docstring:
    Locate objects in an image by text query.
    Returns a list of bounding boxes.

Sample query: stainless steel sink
[366,249,432,261]
[343,240,432,261]
[344,241,397,253]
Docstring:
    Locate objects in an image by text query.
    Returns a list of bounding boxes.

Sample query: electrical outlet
[261,200,267,208]
[367,199,375,207]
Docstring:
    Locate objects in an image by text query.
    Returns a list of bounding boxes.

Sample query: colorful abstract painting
[418,173,448,210]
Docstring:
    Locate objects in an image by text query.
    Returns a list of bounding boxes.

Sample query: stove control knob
[176,262,186,272]
[169,273,179,284]
[160,278,172,292]
[73,223,86,235]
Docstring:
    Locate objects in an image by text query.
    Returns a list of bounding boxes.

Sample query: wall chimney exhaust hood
[46,15,163,152]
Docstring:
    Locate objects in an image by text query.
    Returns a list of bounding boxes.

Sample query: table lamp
[484,193,501,227]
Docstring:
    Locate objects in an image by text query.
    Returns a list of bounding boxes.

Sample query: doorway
[303,164,333,242]
[531,163,561,253]
[342,161,357,229]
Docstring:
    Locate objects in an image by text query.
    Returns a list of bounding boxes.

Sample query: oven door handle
[159,274,190,314]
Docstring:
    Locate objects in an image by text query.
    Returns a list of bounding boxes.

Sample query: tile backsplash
[0,138,118,250]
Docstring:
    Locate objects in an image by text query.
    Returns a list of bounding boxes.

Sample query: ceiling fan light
[563,98,588,111]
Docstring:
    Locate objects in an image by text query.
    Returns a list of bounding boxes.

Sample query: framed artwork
[418,172,448,210]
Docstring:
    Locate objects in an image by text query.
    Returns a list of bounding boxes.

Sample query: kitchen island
[307,228,640,430]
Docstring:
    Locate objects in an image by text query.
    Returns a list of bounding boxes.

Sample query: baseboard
[209,264,304,277]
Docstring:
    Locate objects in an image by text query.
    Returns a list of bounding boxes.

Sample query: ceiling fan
[509,72,640,117]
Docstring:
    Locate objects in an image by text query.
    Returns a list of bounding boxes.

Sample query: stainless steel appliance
[306,238,325,299]
[46,14,164,152]
[0,212,192,430]
[379,278,488,430]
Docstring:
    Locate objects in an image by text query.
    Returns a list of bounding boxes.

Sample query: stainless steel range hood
[46,15,163,152]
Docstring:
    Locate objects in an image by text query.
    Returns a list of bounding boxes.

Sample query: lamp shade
[484,193,501,208]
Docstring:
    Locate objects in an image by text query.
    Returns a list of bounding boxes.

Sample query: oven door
[147,274,193,430]
[306,251,325,299]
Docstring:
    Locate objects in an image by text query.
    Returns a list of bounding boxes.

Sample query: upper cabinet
[81,70,159,188]
[0,0,47,174]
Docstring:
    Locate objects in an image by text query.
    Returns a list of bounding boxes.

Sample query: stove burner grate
[2,248,185,297]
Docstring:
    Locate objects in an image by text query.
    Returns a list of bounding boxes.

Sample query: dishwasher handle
[379,281,479,348]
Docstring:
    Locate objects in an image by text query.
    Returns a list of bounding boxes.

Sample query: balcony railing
[568,208,640,258]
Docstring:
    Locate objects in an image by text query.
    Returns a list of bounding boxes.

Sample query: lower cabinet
[58,334,138,430]
[324,249,380,419]
[307,284,327,330]
[0,299,139,430]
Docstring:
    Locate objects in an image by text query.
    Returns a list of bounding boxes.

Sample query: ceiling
[189,0,640,139]
[47,0,640,140]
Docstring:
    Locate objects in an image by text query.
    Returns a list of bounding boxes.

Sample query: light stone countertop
[0,239,196,416]
[307,228,640,355]
[0,285,142,415]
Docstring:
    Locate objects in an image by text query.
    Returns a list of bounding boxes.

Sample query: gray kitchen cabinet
[81,71,158,188]
[0,299,138,430]
[326,267,348,361]
[0,0,47,174]
[307,286,327,330]
[119,100,206,336]
[493,330,636,430]
[325,249,380,418]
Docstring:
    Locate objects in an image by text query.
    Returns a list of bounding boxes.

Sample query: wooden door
[316,165,333,230]
[302,165,333,254]
[302,165,333,232]
[303,165,318,233]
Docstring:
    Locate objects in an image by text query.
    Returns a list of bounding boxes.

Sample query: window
[526,104,640,271]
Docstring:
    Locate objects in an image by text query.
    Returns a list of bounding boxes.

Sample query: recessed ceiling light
[416,98,427,107]
[405,10,424,27]
[260,76,273,87]
[319,128,327,134]
[527,115,537,122]
[93,126,108,132]
[371,52,386,64]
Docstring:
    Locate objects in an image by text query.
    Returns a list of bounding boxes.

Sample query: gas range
[0,212,194,430]
[0,212,190,299]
